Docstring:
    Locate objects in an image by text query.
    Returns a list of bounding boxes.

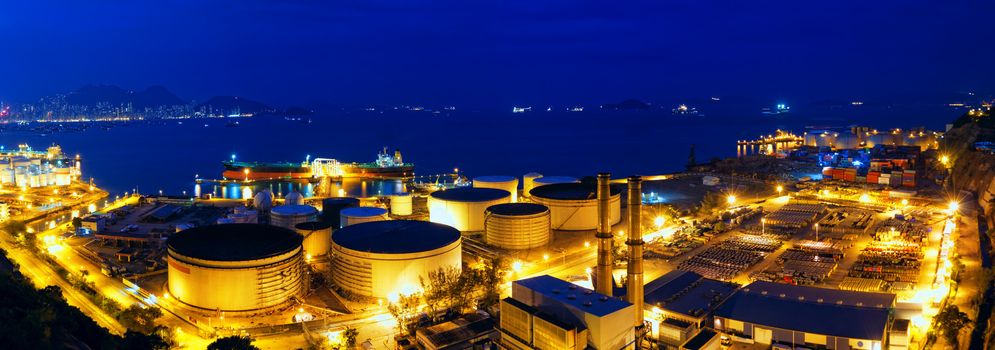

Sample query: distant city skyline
[1,1,993,109]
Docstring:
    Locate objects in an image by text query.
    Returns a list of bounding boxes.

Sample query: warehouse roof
[739,281,895,308]
[168,224,302,261]
[681,329,718,350]
[332,220,460,254]
[430,187,510,202]
[486,203,548,216]
[514,275,632,317]
[529,182,621,200]
[714,282,893,340]
[641,270,739,318]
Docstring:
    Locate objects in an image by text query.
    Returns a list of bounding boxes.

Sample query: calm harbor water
[1,103,962,196]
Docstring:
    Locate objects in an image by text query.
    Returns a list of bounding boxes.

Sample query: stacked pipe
[626,175,644,327]
[595,172,614,296]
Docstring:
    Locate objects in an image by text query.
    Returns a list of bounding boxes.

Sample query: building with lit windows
[712,281,895,350]
[498,275,636,350]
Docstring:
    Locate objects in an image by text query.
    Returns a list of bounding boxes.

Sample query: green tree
[343,327,359,348]
[935,305,972,346]
[387,292,421,335]
[478,258,506,310]
[698,191,723,215]
[117,304,163,334]
[208,335,260,350]
[120,330,170,350]
[420,266,461,317]
[71,217,83,231]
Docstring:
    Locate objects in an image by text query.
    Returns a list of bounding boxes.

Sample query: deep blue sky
[0,1,992,108]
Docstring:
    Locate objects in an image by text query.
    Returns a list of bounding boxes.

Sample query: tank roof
[430,187,510,202]
[168,224,302,261]
[530,182,620,200]
[271,204,318,216]
[487,203,549,216]
[333,220,460,254]
[474,175,517,183]
[340,206,388,217]
[322,197,360,205]
[534,176,579,184]
[294,221,334,231]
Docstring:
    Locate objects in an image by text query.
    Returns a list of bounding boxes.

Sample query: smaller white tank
[473,176,519,202]
[522,172,543,198]
[253,189,274,211]
[270,205,318,230]
[533,176,580,188]
[390,193,413,216]
[340,207,389,228]
[285,191,304,206]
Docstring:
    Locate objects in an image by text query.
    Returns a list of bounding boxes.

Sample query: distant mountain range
[62,84,275,114]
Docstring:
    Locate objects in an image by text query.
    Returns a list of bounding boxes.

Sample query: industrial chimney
[595,172,614,296]
[626,175,644,327]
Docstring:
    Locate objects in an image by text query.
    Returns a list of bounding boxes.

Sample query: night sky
[1,1,992,108]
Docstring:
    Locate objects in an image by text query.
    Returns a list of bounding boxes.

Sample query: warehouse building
[166,224,306,312]
[712,281,895,350]
[636,270,739,347]
[499,275,636,350]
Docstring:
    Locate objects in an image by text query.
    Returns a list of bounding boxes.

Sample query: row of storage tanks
[429,174,621,249]
[0,158,74,187]
[167,173,623,312]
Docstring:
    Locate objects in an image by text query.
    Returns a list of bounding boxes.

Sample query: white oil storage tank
[484,203,551,250]
[533,176,580,189]
[473,176,519,202]
[428,187,511,231]
[522,172,543,198]
[270,205,318,230]
[390,193,413,216]
[330,220,461,299]
[340,207,389,228]
[530,182,621,230]
[294,221,333,261]
[166,224,305,312]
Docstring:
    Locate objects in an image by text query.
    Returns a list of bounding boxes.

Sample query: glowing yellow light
[776,185,784,194]
[387,293,400,303]
[859,194,871,203]
[583,241,591,248]
[726,195,736,204]
[654,216,665,228]
[542,254,549,261]
[940,155,950,165]
[584,267,592,276]
[511,260,523,272]
[949,201,959,212]
[901,199,909,206]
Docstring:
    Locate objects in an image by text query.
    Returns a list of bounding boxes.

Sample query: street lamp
[243,168,250,181]
[761,218,766,235]
[814,223,820,241]
[726,195,736,205]
[776,185,783,195]
[949,201,959,213]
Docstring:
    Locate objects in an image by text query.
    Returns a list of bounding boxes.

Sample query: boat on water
[671,104,701,116]
[762,103,791,115]
[222,148,414,180]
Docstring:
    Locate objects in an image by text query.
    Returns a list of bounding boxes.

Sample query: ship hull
[222,161,414,180]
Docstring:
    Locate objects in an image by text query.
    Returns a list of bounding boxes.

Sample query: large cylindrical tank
[485,203,551,250]
[390,193,413,216]
[320,197,360,227]
[533,176,580,188]
[340,207,389,228]
[473,176,519,202]
[428,188,511,231]
[522,172,543,198]
[166,224,305,312]
[270,205,318,230]
[294,221,333,260]
[530,183,621,230]
[330,220,461,299]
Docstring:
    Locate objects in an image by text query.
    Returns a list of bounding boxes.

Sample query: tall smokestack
[595,172,614,296]
[626,175,644,327]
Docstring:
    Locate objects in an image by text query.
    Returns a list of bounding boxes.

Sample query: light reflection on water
[196,178,407,199]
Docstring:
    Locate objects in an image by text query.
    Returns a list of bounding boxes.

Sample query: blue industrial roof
[739,281,895,308]
[431,187,510,202]
[714,282,893,340]
[514,275,632,317]
[642,270,739,318]
[332,220,460,254]
[681,329,718,350]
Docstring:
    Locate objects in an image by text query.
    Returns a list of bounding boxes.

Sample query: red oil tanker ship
[222,148,414,180]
